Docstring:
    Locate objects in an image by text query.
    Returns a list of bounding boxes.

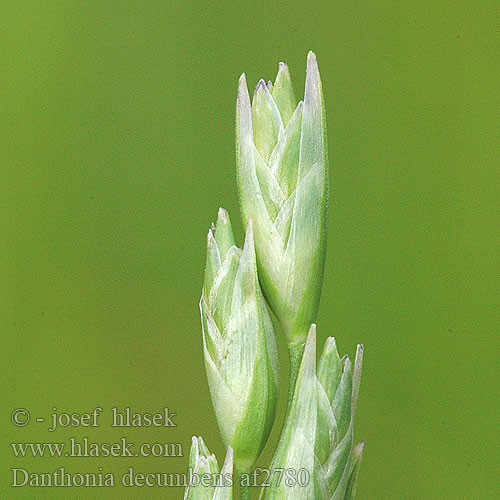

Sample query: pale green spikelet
[236,52,329,344]
[263,325,364,500]
[184,436,233,500]
[200,209,279,473]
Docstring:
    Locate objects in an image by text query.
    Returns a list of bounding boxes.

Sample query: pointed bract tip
[237,73,249,101]
[206,229,219,254]
[277,61,290,75]
[244,217,254,241]
[324,336,338,352]
[254,78,267,95]
[240,219,257,273]
[238,74,248,94]
[355,344,364,363]
[191,435,207,459]
[305,323,317,349]
[341,355,352,370]
[306,50,320,81]
[275,61,291,87]
[300,324,317,372]
[223,446,234,466]
[354,344,364,372]
[291,100,304,116]
[217,207,229,222]
[353,441,365,454]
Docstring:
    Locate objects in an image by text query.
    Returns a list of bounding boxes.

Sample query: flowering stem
[240,484,251,500]
[287,340,306,407]
[237,467,251,500]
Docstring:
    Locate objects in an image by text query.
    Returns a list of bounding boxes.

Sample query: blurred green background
[2,1,499,499]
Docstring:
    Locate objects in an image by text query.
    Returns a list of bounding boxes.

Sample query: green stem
[237,467,251,500]
[239,483,251,500]
[287,341,306,409]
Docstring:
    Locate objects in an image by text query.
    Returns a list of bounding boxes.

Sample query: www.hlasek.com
[11,467,311,488]
[11,437,183,458]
